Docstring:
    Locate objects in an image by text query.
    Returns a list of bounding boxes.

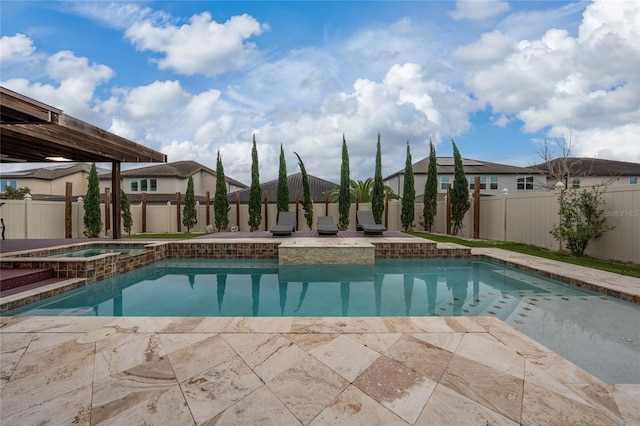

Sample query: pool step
[1,268,56,292]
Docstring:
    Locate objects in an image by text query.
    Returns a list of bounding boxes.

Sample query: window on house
[131,179,138,192]
[468,176,486,190]
[490,176,498,190]
[572,177,581,188]
[150,179,157,191]
[517,176,534,191]
[440,176,450,190]
[140,179,148,192]
[1,179,17,192]
[630,177,638,184]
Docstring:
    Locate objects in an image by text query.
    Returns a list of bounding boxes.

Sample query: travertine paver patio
[1,315,639,425]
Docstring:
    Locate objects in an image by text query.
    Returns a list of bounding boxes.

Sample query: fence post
[77,196,84,238]
[502,188,509,241]
[473,177,480,239]
[166,201,172,233]
[65,182,73,238]
[141,193,147,233]
[24,193,33,238]
[446,185,451,235]
[176,192,181,233]
[104,187,111,235]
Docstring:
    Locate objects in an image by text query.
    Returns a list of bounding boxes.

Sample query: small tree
[338,135,351,230]
[372,133,385,224]
[248,135,262,231]
[551,185,613,256]
[276,144,289,215]
[120,189,133,235]
[182,175,197,232]
[83,162,102,238]
[294,152,313,229]
[401,142,415,231]
[1,186,30,200]
[423,140,438,232]
[214,151,230,232]
[450,140,470,235]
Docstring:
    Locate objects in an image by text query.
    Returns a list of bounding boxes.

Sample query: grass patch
[124,233,204,239]
[408,231,640,278]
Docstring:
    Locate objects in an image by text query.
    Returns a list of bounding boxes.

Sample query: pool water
[43,245,148,258]
[3,258,639,384]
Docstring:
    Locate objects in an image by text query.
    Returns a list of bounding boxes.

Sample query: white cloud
[125,12,267,76]
[453,0,640,162]
[0,33,35,61]
[1,50,113,123]
[65,2,169,31]
[450,0,509,21]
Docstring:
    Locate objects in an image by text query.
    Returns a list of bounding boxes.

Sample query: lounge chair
[317,216,338,236]
[356,211,386,236]
[270,211,296,237]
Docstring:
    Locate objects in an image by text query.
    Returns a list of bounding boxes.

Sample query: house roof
[98,160,247,188]
[532,157,640,177]
[230,173,338,203]
[0,162,109,180]
[384,157,544,180]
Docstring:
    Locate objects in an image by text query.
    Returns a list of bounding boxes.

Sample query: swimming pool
[2,258,638,384]
[41,245,149,258]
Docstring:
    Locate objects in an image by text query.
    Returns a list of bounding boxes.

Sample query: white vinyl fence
[1,185,638,262]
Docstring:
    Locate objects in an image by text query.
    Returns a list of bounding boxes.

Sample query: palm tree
[329,179,399,203]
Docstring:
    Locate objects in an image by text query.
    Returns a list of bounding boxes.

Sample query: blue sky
[1,0,639,185]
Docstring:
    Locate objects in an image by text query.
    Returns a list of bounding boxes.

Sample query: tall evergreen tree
[423,140,438,232]
[450,140,470,235]
[294,152,314,229]
[371,133,385,224]
[248,135,262,231]
[182,175,197,232]
[214,151,230,232]
[401,142,415,231]
[338,135,351,230]
[276,144,289,215]
[83,162,102,238]
[120,189,133,235]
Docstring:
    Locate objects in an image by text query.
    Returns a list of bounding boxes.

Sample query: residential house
[532,157,640,189]
[99,160,247,203]
[0,162,109,196]
[384,157,547,200]
[230,173,338,203]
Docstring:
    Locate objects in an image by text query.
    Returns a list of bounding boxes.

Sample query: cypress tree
[371,133,385,224]
[338,135,351,230]
[294,152,313,229]
[83,162,102,238]
[423,140,438,232]
[182,175,197,232]
[214,151,230,232]
[401,142,415,231]
[451,140,470,235]
[276,144,289,215]
[248,135,262,231]
[120,189,133,235]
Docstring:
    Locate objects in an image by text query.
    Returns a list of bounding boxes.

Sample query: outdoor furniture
[356,210,386,236]
[317,216,338,236]
[270,211,296,236]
